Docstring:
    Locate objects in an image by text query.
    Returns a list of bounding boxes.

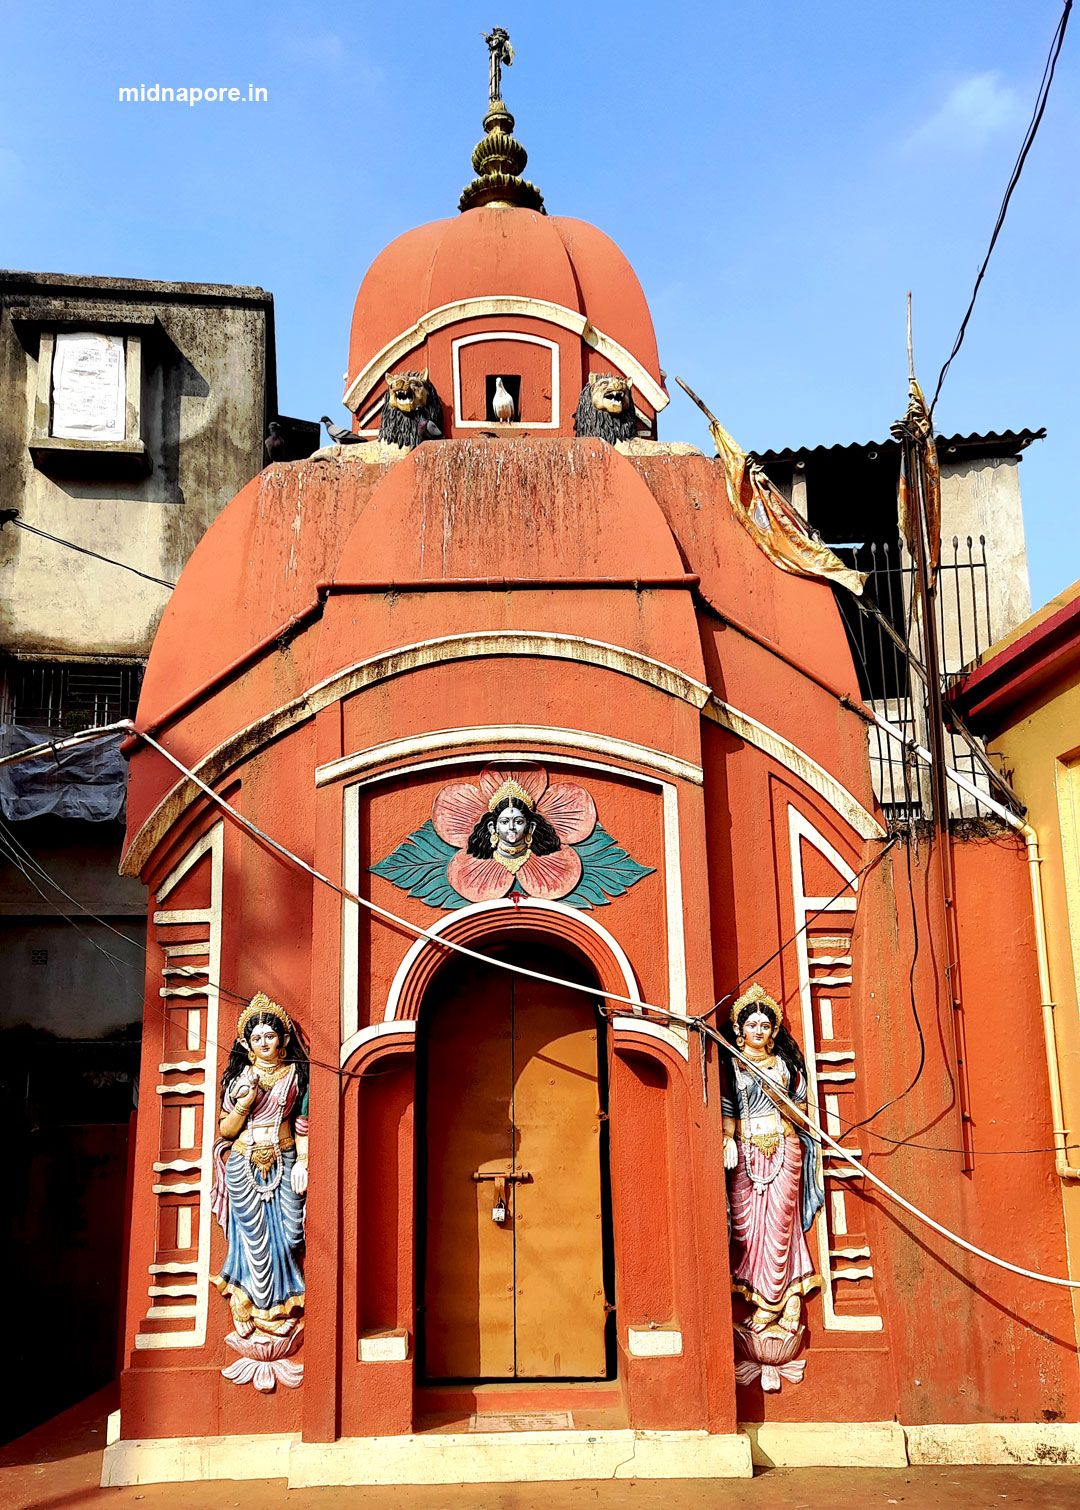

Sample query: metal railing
[0,659,144,756]
[836,535,1000,824]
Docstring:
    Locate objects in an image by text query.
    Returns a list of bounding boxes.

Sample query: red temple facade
[104,75,1080,1486]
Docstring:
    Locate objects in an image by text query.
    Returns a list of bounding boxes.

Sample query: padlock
[492,1198,507,1224]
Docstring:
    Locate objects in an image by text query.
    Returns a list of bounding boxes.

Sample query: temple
[104,36,1080,1486]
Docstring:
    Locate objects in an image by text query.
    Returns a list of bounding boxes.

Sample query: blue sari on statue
[211,1067,308,1333]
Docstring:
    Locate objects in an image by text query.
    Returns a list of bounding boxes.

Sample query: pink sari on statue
[725,1061,822,1313]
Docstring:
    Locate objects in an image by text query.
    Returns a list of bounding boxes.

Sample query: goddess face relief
[248,1022,284,1067]
[490,802,532,857]
[739,1009,775,1056]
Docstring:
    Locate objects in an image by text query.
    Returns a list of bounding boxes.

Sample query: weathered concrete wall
[0,271,275,658]
[0,817,145,917]
[0,915,145,1036]
[939,455,1031,659]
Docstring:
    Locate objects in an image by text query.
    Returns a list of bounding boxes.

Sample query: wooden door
[422,947,608,1379]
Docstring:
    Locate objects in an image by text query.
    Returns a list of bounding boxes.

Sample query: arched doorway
[418,940,613,1381]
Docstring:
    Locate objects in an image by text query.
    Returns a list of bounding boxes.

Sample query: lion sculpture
[574,374,638,443]
[377,370,444,449]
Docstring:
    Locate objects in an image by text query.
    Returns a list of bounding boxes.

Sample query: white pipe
[0,720,132,768]
[1023,823,1080,1180]
[868,706,1023,831]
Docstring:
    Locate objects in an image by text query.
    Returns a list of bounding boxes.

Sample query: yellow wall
[988,662,1080,1327]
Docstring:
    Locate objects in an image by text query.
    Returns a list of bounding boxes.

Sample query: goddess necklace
[251,1061,291,1090]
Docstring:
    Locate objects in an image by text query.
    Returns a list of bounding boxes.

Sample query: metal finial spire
[459,28,545,214]
[485,27,514,106]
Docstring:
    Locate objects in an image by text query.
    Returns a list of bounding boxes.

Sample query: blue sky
[2,1,1075,609]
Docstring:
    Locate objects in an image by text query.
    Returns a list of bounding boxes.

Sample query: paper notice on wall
[50,332,126,441]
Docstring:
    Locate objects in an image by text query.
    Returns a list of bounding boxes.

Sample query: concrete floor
[4,1388,1080,1510]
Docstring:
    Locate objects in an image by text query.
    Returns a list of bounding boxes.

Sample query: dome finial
[459,28,545,214]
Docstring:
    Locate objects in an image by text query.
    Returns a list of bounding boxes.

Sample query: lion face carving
[574,374,638,441]
[386,371,431,415]
[378,369,445,449]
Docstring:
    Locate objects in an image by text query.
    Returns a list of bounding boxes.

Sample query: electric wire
[840,558,931,1133]
[699,836,898,1026]
[929,0,1073,416]
[707,1023,1080,1290]
[4,518,176,590]
[0,825,131,976]
[0,817,149,952]
[6,816,1075,1152]
[11,720,1080,1282]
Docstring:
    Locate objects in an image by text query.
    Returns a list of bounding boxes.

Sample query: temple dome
[344,207,666,437]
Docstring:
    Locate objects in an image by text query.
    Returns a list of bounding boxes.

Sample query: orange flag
[708,416,867,598]
[895,378,941,579]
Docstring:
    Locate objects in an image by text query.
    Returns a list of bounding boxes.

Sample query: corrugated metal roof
[754,428,1046,465]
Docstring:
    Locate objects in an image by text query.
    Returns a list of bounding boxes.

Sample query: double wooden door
[422,946,609,1379]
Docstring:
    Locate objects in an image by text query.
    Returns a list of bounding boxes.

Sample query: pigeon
[320,415,365,445]
[492,377,515,423]
[264,421,288,464]
[416,417,443,442]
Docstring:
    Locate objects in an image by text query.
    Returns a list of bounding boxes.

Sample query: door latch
[472,1165,531,1225]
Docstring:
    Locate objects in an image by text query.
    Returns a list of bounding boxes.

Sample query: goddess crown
[487,778,536,813]
[730,981,783,1029]
[236,990,292,1040]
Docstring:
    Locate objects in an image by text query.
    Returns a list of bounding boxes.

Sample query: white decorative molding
[340,1018,417,1071]
[124,633,709,875]
[341,294,669,415]
[340,752,686,1054]
[787,805,882,1334]
[612,1016,689,1060]
[382,898,642,1024]
[451,331,560,429]
[136,821,223,1352]
[358,1330,410,1362]
[661,783,688,1020]
[705,700,884,840]
[319,726,703,790]
[627,1326,683,1357]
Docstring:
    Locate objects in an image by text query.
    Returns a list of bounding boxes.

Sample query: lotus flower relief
[430,765,597,904]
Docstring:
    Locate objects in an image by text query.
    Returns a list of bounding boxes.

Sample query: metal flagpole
[899,295,975,1172]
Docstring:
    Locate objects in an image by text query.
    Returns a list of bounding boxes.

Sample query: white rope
[697,1025,1080,1291]
[135,725,645,1013]
[67,722,1080,1289]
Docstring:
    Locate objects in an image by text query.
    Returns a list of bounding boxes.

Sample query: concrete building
[0,270,298,1440]
[760,429,1044,816]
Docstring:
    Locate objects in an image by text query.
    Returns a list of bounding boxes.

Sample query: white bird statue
[493,377,515,424]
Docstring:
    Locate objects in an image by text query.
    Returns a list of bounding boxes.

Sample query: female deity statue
[211,992,309,1389]
[721,983,823,1342]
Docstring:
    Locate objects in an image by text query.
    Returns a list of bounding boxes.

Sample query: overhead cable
[929,0,1073,414]
[122,722,1080,1288]
[5,811,1078,1157]
[2,516,176,590]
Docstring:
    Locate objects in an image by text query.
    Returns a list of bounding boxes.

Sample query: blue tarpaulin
[0,724,127,822]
